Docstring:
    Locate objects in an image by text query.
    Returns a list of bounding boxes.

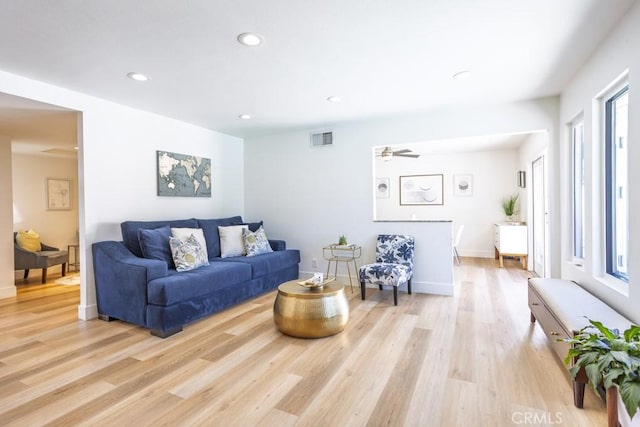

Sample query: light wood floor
[1,259,606,426]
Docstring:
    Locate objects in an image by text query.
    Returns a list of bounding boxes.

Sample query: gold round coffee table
[273,279,349,338]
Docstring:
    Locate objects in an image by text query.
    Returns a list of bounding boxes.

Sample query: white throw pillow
[171,227,208,260]
[218,225,248,258]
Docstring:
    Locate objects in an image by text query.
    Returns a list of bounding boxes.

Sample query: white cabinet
[494,223,527,269]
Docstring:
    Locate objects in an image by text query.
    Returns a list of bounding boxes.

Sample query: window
[572,119,585,261]
[604,83,629,282]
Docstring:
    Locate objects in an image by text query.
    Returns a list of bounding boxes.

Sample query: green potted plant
[563,319,640,423]
[502,194,519,222]
[338,235,348,246]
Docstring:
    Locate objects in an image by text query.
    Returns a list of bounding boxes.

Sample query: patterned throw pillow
[242,226,273,257]
[16,229,42,252]
[169,234,209,271]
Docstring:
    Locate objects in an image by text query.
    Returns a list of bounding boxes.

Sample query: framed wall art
[157,150,212,197]
[453,174,473,197]
[46,178,72,210]
[376,177,390,198]
[399,174,444,205]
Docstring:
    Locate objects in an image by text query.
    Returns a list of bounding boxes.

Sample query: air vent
[310,131,333,147]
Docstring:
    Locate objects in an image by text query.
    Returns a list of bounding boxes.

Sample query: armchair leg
[360,281,366,301]
[408,279,412,295]
[62,263,66,277]
[23,269,29,279]
[41,268,48,284]
[393,286,398,306]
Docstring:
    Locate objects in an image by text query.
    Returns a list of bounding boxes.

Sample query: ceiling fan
[376,147,420,161]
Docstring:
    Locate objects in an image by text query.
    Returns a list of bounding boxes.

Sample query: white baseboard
[0,286,17,299]
[299,270,454,296]
[78,303,98,320]
[459,249,495,258]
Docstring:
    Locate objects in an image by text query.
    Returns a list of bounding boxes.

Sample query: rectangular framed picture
[376,177,390,198]
[157,150,212,197]
[453,174,473,197]
[399,174,444,205]
[46,178,72,210]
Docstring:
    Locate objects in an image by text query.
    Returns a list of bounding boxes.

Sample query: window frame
[603,82,629,283]
[571,117,585,263]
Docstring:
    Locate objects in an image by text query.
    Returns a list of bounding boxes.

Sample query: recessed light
[238,114,252,120]
[453,70,471,80]
[237,32,263,46]
[327,96,342,103]
[127,72,148,81]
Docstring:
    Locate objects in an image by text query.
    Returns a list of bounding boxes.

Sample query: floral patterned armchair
[358,235,414,305]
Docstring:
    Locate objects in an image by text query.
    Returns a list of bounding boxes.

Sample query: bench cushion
[528,278,632,333]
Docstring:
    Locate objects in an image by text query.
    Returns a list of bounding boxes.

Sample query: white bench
[528,278,632,408]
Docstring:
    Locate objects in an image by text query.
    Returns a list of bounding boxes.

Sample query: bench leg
[573,380,586,408]
[499,255,504,268]
[521,255,527,270]
[530,311,536,323]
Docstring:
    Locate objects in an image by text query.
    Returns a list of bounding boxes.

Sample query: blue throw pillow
[139,226,174,268]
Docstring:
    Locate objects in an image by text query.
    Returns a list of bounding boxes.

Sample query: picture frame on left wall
[376,177,390,198]
[46,178,72,210]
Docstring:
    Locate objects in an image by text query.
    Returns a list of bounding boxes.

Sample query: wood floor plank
[0,260,608,425]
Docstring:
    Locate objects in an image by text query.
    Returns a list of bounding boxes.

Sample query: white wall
[375,148,521,258]
[244,97,559,296]
[0,70,245,319]
[0,134,16,298]
[559,2,640,323]
[12,154,79,279]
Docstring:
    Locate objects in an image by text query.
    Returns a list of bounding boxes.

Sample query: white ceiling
[0,0,635,151]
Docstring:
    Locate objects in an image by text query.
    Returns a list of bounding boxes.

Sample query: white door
[532,156,547,277]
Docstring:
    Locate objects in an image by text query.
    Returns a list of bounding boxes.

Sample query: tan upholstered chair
[14,232,68,283]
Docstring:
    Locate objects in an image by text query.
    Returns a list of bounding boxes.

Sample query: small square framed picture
[453,174,473,197]
[376,177,390,198]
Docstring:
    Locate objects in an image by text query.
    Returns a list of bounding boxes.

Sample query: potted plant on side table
[502,194,519,223]
[564,319,640,427]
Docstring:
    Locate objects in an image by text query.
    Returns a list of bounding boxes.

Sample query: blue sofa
[92,216,300,337]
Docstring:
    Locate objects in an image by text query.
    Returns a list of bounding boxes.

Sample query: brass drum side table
[322,244,362,291]
[273,280,349,338]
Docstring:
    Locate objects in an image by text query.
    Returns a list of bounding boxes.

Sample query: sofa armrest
[40,242,59,251]
[269,239,286,251]
[14,245,38,270]
[92,241,168,327]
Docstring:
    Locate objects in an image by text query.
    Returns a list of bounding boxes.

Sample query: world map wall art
[157,150,212,197]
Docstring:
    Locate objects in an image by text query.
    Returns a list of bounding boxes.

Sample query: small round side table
[273,279,349,338]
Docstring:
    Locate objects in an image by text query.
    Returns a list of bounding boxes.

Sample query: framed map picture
[46,178,72,210]
[157,151,212,197]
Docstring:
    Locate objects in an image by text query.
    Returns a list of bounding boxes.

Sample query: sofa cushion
[139,226,174,268]
[196,216,243,259]
[213,249,300,278]
[219,225,249,258]
[171,227,208,260]
[243,226,273,257]
[147,262,252,306]
[122,219,198,257]
[169,234,209,272]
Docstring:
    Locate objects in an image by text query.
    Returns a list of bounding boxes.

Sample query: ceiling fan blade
[395,153,420,158]
[393,149,411,154]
